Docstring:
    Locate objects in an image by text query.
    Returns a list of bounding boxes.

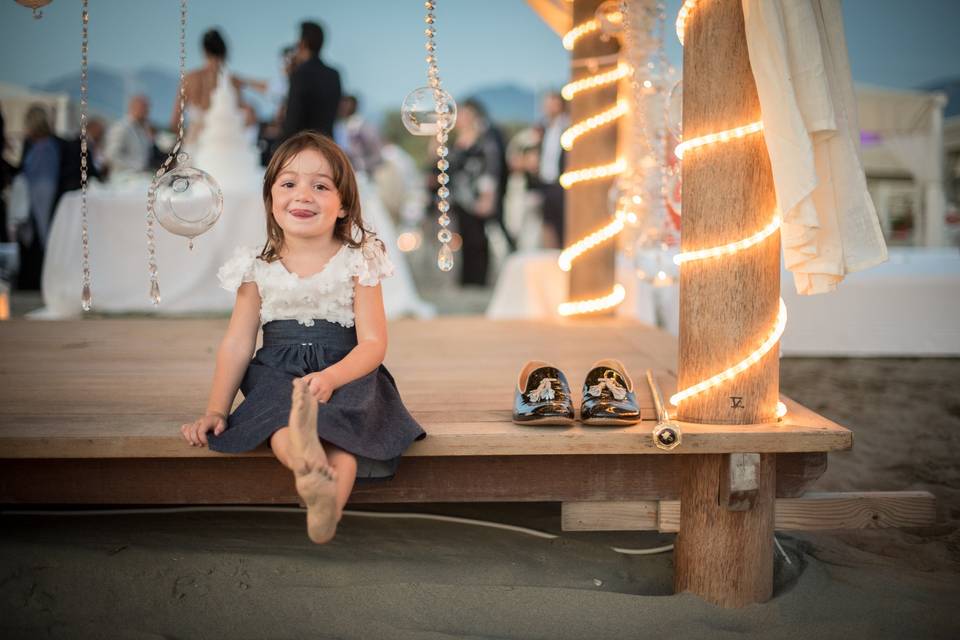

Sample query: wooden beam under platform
[561,492,938,532]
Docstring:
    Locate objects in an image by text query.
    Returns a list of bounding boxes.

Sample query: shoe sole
[512,416,576,426]
[581,417,641,426]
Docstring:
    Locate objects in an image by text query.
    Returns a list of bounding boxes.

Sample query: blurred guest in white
[504,127,545,251]
[104,95,153,177]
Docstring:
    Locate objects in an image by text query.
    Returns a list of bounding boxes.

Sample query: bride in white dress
[170,28,247,149]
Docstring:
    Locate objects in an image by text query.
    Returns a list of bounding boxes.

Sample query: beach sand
[2,357,959,639]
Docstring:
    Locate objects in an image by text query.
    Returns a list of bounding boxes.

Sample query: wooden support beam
[561,491,937,532]
[675,452,776,607]
[567,0,619,308]
[0,452,828,506]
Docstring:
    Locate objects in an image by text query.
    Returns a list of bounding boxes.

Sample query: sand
[1,357,959,639]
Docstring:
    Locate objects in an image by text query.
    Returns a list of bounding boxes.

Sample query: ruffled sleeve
[217,246,260,292]
[351,239,395,287]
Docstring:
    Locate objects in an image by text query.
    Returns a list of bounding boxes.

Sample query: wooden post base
[674,453,776,607]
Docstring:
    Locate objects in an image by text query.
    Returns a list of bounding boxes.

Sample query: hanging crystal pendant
[81,284,92,311]
[149,278,161,306]
[437,243,454,271]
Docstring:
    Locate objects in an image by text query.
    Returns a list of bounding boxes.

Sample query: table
[487,247,960,356]
[40,175,434,319]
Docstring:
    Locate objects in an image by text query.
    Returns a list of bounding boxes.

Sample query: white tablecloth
[40,175,434,319]
[486,248,960,356]
[779,248,960,356]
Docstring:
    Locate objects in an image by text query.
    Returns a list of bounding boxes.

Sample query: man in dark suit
[282,21,342,140]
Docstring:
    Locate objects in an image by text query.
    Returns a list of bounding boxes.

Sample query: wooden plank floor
[0,318,851,459]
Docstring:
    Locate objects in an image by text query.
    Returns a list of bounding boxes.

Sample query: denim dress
[207,242,425,479]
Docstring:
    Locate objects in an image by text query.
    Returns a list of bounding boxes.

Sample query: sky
[1,0,958,119]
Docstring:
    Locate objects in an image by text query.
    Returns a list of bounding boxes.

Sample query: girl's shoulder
[344,237,394,287]
[217,245,264,292]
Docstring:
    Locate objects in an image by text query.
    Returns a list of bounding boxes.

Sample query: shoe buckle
[587,370,627,400]
[527,377,558,402]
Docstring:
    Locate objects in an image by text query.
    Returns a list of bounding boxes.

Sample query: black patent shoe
[580,359,641,426]
[513,361,575,426]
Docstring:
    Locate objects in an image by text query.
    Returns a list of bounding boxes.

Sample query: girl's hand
[302,372,336,403]
[180,413,226,447]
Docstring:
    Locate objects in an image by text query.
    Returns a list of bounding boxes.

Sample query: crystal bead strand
[654,2,675,223]
[79,0,92,310]
[146,0,188,305]
[620,0,654,221]
[424,0,455,271]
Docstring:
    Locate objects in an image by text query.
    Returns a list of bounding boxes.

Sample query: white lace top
[217,241,394,328]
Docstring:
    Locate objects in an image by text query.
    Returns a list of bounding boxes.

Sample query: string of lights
[670,0,787,420]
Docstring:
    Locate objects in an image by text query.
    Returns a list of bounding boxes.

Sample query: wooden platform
[0,317,850,460]
[0,316,866,609]
[0,317,847,505]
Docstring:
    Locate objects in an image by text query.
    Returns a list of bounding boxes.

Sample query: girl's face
[270,148,345,242]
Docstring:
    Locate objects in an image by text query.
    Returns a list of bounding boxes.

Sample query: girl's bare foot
[295,462,339,544]
[289,379,338,543]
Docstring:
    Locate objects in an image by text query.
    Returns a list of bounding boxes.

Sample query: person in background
[282,21,342,140]
[334,94,382,176]
[171,28,244,147]
[504,126,546,251]
[84,117,107,179]
[530,91,568,249]
[240,45,297,166]
[445,98,507,287]
[103,94,154,177]
[0,105,11,244]
[15,105,60,289]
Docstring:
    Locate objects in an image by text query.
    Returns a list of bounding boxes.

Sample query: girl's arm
[204,281,262,418]
[182,280,260,446]
[305,279,387,402]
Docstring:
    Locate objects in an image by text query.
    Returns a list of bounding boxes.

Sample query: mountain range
[33,65,542,127]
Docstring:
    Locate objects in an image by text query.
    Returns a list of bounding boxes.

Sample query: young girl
[180,131,425,544]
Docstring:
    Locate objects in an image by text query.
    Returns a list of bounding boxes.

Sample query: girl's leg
[281,379,339,544]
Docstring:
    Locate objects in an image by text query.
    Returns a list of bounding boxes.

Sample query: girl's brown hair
[259,130,375,262]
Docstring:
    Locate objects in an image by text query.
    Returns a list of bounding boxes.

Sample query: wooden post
[676,0,779,424]
[675,453,776,607]
[673,0,779,607]
[567,0,619,309]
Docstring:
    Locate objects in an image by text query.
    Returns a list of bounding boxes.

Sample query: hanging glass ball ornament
[595,0,624,37]
[15,0,52,19]
[150,153,223,249]
[667,80,683,139]
[401,86,457,136]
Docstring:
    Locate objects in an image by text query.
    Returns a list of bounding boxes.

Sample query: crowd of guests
[0,18,570,294]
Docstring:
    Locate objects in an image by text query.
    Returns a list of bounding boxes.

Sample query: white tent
[856,84,949,246]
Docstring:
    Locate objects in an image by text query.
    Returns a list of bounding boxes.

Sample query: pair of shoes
[513,359,641,426]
